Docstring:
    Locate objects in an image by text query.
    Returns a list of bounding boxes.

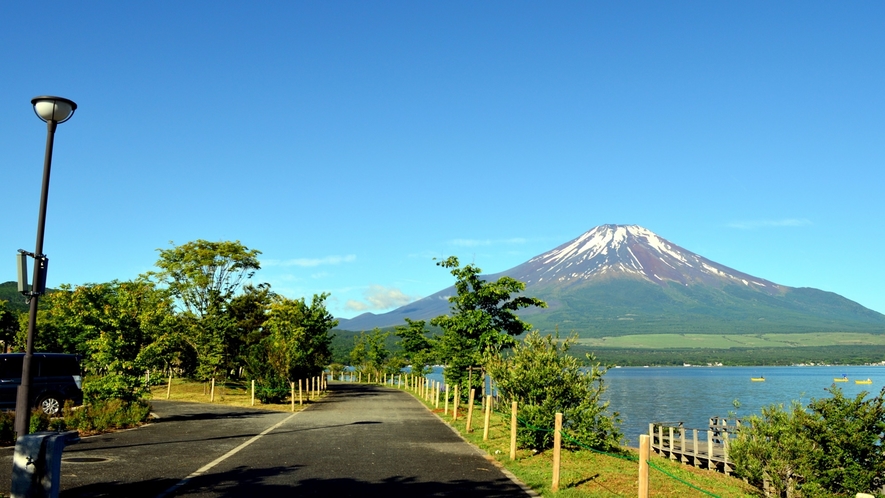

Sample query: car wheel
[38,395,62,416]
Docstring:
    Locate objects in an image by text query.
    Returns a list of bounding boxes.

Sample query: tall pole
[14,119,58,438]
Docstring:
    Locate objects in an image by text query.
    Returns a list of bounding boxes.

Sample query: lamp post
[14,96,77,438]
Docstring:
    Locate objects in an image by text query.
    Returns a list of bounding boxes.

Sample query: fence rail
[648,418,740,475]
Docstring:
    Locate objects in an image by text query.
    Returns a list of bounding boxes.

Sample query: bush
[732,386,885,497]
[63,399,152,433]
[486,331,623,452]
[83,373,150,403]
[0,411,14,444]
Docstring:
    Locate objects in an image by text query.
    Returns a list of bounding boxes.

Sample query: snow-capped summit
[506,224,782,294]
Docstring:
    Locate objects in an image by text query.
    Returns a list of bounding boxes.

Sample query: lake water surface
[605,365,884,445]
[426,365,884,446]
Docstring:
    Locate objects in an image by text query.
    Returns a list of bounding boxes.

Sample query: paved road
[0,383,531,497]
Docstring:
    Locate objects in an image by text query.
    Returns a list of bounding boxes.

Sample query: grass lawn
[148,377,325,412]
[405,387,759,497]
[576,332,885,349]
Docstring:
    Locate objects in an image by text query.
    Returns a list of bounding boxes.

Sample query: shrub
[83,373,150,403]
[486,331,623,452]
[732,386,885,497]
[29,409,52,433]
[63,399,151,433]
[0,411,14,444]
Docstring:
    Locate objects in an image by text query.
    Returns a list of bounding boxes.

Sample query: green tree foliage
[0,300,19,349]
[226,283,274,367]
[149,240,261,377]
[732,386,885,497]
[25,281,178,400]
[9,240,341,404]
[430,256,546,394]
[350,328,391,376]
[395,318,435,375]
[486,331,622,452]
[245,293,337,401]
[151,240,261,318]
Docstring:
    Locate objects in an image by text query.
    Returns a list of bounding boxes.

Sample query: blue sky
[2,2,883,319]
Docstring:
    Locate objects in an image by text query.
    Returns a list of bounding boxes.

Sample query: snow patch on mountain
[512,224,782,294]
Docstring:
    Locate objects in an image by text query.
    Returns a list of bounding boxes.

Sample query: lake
[603,365,882,445]
[426,365,884,446]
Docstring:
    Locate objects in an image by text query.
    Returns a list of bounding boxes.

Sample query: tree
[0,300,20,351]
[350,328,391,377]
[246,293,337,401]
[151,240,261,318]
[224,283,274,375]
[394,318,435,375]
[149,240,262,377]
[486,331,622,452]
[430,256,546,393]
[24,280,178,401]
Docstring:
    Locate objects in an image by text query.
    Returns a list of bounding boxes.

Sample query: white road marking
[155,412,298,498]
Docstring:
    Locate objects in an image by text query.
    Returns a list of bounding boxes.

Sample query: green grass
[576,332,885,349]
[148,378,324,412]
[402,386,759,497]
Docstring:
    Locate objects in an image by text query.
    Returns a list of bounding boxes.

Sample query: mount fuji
[337,225,885,336]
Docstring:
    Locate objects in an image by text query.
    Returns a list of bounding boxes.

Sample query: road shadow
[61,464,530,497]
[67,420,383,453]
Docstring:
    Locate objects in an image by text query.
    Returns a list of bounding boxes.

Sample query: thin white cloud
[727,219,812,230]
[264,254,356,267]
[449,237,527,247]
[344,285,418,312]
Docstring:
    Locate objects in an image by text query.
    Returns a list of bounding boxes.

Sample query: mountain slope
[337,225,885,336]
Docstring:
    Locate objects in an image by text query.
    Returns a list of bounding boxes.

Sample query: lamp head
[31,96,77,123]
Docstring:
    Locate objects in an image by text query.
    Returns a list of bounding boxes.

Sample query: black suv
[0,353,84,415]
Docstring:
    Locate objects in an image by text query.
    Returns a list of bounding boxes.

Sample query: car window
[38,357,80,377]
[0,356,24,379]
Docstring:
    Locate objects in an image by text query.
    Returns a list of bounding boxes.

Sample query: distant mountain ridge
[337,225,885,336]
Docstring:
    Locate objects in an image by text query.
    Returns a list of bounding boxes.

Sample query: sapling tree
[395,318,435,375]
[430,256,546,396]
[350,328,391,377]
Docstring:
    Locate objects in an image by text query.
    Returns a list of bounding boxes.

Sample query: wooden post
[251,379,255,406]
[444,384,450,415]
[707,428,714,470]
[510,401,518,460]
[359,371,362,383]
[290,382,295,412]
[483,395,492,441]
[680,426,687,463]
[668,426,675,460]
[723,430,730,475]
[210,378,215,402]
[658,425,663,456]
[692,429,699,467]
[166,374,172,400]
[453,385,460,420]
[639,434,650,498]
[435,382,440,408]
[466,388,476,432]
[299,379,303,405]
[552,412,562,492]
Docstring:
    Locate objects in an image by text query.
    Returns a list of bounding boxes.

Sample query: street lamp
[14,96,77,438]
